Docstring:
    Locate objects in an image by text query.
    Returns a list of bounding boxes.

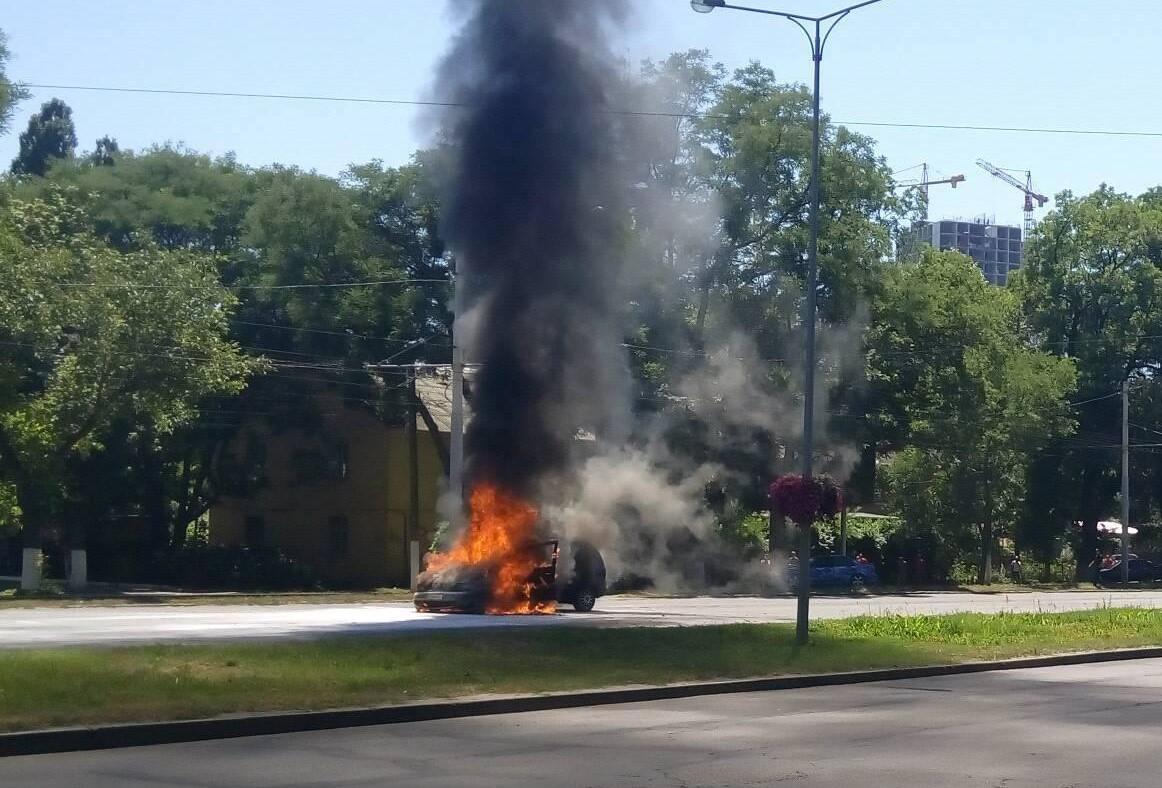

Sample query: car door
[838,556,859,583]
[814,557,836,586]
[1130,560,1157,582]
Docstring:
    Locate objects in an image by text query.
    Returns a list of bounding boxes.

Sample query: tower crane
[975,159,1048,238]
[893,163,965,220]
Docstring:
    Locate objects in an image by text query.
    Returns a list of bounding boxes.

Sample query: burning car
[414,538,607,614]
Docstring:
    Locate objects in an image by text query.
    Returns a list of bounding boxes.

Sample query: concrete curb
[4,646,1162,757]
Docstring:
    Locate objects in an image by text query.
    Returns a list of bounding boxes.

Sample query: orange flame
[426,483,557,614]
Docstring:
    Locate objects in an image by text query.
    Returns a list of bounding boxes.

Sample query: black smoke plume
[440,0,630,497]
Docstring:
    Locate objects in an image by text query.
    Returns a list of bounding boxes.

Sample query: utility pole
[1122,378,1131,585]
[408,365,421,591]
[449,260,466,513]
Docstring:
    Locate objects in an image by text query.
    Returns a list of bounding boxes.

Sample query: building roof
[411,365,593,441]
[413,366,474,433]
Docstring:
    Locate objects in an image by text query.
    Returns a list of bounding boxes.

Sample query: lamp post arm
[819,0,886,20]
[714,2,815,21]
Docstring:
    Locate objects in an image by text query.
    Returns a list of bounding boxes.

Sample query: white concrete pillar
[409,540,421,591]
[20,548,42,592]
[68,549,88,591]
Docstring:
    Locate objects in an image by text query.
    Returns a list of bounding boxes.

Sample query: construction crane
[893,164,965,220]
[975,159,1048,238]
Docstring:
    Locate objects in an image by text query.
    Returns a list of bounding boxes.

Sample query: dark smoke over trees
[439,0,631,497]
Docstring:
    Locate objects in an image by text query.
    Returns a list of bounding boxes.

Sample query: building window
[293,441,349,484]
[328,515,349,559]
[244,515,265,547]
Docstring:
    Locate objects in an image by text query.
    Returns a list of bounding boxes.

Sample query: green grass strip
[2,607,1160,733]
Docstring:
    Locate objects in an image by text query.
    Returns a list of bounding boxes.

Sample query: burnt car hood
[416,563,491,595]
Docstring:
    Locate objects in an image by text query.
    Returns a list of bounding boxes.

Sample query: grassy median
[2,607,1161,733]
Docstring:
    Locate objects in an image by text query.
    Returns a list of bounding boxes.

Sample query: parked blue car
[791,555,878,592]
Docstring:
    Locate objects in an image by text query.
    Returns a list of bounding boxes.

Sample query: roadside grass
[2,607,1161,733]
[0,588,413,608]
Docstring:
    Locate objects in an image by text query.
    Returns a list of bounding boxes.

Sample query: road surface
[6,657,1162,786]
[2,590,1162,648]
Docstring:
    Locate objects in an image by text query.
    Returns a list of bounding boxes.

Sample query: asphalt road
[3,589,1162,648]
[6,657,1162,786]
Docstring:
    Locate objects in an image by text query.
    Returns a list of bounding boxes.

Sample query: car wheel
[849,574,866,593]
[572,588,597,612]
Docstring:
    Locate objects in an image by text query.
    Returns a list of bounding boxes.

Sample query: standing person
[1009,552,1023,583]
[1090,548,1104,587]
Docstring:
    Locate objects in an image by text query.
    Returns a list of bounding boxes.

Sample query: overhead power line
[58,278,450,291]
[22,83,1162,140]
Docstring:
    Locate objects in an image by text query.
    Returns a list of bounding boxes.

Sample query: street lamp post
[691,0,886,645]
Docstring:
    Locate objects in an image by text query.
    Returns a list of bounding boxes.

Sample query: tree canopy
[870,249,1077,581]
[11,98,77,176]
[0,189,256,559]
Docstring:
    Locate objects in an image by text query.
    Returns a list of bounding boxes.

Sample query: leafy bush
[816,513,901,554]
[717,511,769,558]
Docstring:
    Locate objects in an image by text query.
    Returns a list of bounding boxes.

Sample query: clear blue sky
[3,0,1160,228]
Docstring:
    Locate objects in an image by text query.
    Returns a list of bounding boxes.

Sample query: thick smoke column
[440,0,629,497]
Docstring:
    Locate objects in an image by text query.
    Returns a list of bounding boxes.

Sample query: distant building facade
[911,219,1024,285]
[208,371,462,588]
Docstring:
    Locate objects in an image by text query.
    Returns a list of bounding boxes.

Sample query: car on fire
[413,539,607,614]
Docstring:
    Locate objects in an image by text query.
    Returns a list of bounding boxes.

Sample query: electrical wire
[58,278,450,291]
[22,83,1162,139]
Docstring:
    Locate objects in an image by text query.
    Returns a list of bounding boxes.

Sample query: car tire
[572,588,597,612]
[849,574,866,593]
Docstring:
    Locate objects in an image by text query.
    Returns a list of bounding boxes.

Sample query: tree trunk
[1075,464,1101,581]
[693,255,715,351]
[15,484,47,592]
[171,447,195,549]
[979,518,994,585]
[769,510,789,554]
[1078,517,1099,582]
[140,428,170,556]
[64,507,89,591]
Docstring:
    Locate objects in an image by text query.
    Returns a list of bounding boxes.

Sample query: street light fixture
[690,0,887,646]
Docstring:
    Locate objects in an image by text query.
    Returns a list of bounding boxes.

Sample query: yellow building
[208,371,459,588]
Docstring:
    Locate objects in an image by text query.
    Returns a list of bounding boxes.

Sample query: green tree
[19,149,449,560]
[871,250,1077,583]
[1016,187,1162,576]
[17,144,256,252]
[0,190,256,588]
[88,136,120,166]
[11,98,77,176]
[0,30,29,137]
[623,55,907,518]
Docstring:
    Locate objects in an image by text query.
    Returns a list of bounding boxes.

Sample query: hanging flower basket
[769,474,842,527]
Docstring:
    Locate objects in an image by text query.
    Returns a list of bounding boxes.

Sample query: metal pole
[839,504,847,557]
[408,366,421,589]
[449,261,466,509]
[1122,378,1130,585]
[796,27,823,647]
